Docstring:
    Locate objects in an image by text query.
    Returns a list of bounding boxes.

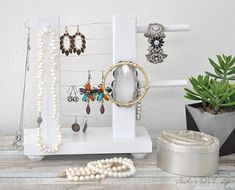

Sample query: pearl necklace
[36,27,62,153]
[63,157,136,181]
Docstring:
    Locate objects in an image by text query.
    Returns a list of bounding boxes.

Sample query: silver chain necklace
[12,27,30,150]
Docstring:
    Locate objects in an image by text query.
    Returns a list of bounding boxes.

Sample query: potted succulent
[184,54,235,156]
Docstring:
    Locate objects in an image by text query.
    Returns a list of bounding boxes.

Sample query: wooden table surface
[0,137,234,190]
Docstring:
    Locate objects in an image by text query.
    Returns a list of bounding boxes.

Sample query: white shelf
[24,126,152,158]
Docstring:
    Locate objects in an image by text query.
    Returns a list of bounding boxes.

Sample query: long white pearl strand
[36,27,62,153]
[64,157,136,181]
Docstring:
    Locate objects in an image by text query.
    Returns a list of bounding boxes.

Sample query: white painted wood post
[112,16,137,139]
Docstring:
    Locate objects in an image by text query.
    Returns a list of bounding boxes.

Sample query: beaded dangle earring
[60,26,75,56]
[79,70,97,115]
[72,25,86,55]
[97,71,112,114]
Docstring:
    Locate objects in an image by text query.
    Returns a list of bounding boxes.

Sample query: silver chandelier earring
[144,23,167,64]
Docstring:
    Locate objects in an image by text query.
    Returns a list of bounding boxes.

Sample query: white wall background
[0,0,234,141]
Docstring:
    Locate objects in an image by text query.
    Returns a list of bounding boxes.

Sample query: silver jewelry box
[157,130,219,176]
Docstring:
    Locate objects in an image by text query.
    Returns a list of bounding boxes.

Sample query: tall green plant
[185,54,235,114]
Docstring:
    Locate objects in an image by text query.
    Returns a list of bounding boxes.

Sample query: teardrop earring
[83,117,88,133]
[79,70,96,115]
[97,71,112,114]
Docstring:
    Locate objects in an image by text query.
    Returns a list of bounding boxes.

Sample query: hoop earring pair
[60,26,86,56]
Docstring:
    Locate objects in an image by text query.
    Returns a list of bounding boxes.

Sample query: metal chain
[12,27,30,151]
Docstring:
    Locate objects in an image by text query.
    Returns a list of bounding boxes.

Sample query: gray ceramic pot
[185,103,235,156]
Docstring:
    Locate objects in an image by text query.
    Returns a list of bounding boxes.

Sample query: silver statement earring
[71,116,80,132]
[144,23,167,64]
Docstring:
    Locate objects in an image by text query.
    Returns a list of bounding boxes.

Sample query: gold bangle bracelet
[102,61,149,108]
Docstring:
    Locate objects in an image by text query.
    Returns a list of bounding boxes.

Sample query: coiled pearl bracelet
[63,157,136,181]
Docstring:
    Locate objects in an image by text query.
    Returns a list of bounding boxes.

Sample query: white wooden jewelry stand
[24,16,190,161]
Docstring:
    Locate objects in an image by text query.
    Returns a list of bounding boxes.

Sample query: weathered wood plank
[0,137,234,189]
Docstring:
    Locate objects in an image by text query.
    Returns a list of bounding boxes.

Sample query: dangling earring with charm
[97,71,112,114]
[79,70,96,115]
[71,116,80,132]
[60,26,74,56]
[136,79,142,120]
[72,25,86,55]
[82,117,88,133]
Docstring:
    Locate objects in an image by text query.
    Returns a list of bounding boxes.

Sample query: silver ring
[144,23,167,64]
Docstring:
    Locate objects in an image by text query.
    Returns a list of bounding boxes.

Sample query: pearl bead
[101,174,105,179]
[108,172,113,177]
[90,174,95,179]
[68,175,73,181]
[73,176,79,181]
[96,174,101,179]
[85,175,90,180]
[71,171,75,176]
[80,176,85,181]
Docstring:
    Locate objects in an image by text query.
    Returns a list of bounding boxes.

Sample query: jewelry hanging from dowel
[67,85,79,102]
[103,61,149,108]
[79,70,96,115]
[82,117,88,133]
[72,25,86,55]
[144,23,167,64]
[36,26,62,153]
[96,71,112,114]
[60,26,75,56]
[135,76,142,120]
[13,25,31,151]
[71,116,80,132]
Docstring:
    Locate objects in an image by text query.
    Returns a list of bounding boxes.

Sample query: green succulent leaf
[184,94,201,101]
[205,72,222,79]
[227,57,235,68]
[227,67,235,75]
[217,55,225,70]
[227,75,235,80]
[220,101,235,107]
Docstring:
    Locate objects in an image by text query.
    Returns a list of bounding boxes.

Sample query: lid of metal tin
[157,130,220,153]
